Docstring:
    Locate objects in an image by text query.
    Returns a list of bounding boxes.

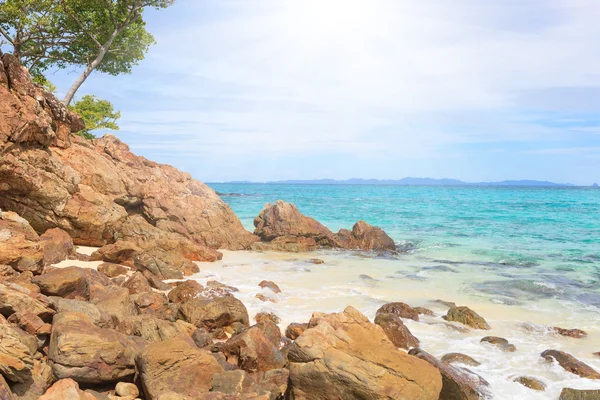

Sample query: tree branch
[59,0,103,49]
[0,27,14,45]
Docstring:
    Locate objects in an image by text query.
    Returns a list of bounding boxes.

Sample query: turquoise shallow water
[209,183,600,309]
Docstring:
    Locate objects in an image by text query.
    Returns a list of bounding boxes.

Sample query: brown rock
[594,352,600,358]
[134,291,176,320]
[12,313,45,336]
[287,306,442,400]
[409,348,490,400]
[192,328,213,348]
[0,323,36,383]
[122,271,153,295]
[0,374,14,400]
[49,297,112,328]
[49,312,140,383]
[441,353,481,367]
[414,306,435,316]
[222,325,286,372]
[142,270,171,291]
[254,320,283,347]
[514,376,546,391]
[0,212,44,274]
[90,241,141,267]
[552,327,587,338]
[97,263,129,278]
[179,296,249,330]
[39,228,74,266]
[560,388,600,400]
[443,306,490,330]
[116,315,195,343]
[481,336,517,352]
[307,258,324,264]
[168,280,204,304]
[254,312,280,325]
[39,379,96,400]
[376,302,420,321]
[541,350,600,379]
[0,283,54,321]
[250,236,318,252]
[374,312,419,349]
[335,220,396,252]
[10,358,53,400]
[285,323,308,340]
[89,285,136,325]
[32,266,104,300]
[135,338,224,399]
[115,382,139,398]
[258,280,281,294]
[255,293,276,303]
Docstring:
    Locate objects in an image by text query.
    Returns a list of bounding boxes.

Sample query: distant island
[212,177,581,187]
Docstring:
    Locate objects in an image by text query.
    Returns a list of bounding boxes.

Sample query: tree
[69,94,121,140]
[0,0,174,105]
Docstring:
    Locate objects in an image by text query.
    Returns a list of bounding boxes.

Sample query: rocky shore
[1,52,599,399]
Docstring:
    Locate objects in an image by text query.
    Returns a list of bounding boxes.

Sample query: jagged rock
[335,220,396,251]
[541,350,600,379]
[560,388,600,399]
[258,280,281,294]
[97,263,129,278]
[287,306,442,399]
[38,379,96,400]
[89,285,136,325]
[255,293,276,303]
[134,291,177,320]
[49,297,112,328]
[441,353,481,367]
[285,323,308,340]
[90,241,141,267]
[10,313,45,336]
[32,266,108,300]
[39,228,74,266]
[374,312,419,349]
[254,312,280,325]
[253,320,282,347]
[179,296,249,330]
[49,312,140,383]
[116,315,195,342]
[122,271,153,295]
[221,325,286,372]
[11,358,53,400]
[414,306,435,316]
[0,374,14,400]
[135,338,224,399]
[0,211,43,274]
[192,328,213,348]
[443,306,490,330]
[514,376,546,391]
[168,280,204,304]
[376,302,420,321]
[480,336,516,352]
[409,348,490,400]
[142,270,171,291]
[0,283,54,321]
[0,323,36,383]
[552,327,587,338]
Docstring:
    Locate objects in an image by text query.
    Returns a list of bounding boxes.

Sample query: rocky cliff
[0,50,256,257]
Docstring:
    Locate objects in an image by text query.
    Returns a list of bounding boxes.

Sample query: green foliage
[69,95,121,140]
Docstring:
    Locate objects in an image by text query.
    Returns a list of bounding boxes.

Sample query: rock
[595,352,600,358]
[115,382,139,398]
[287,306,442,399]
[0,324,36,383]
[179,296,249,330]
[480,336,517,352]
[335,220,396,252]
[32,266,107,300]
[89,285,136,325]
[552,327,587,338]
[409,348,490,400]
[5,271,41,293]
[133,248,197,280]
[210,370,252,394]
[254,312,280,325]
[168,280,204,304]
[90,241,141,267]
[443,306,490,330]
[253,320,283,347]
[122,271,153,295]
[0,211,44,273]
[142,270,171,291]
[191,328,213,348]
[116,315,195,343]
[134,291,176,320]
[0,375,14,400]
[50,297,112,328]
[48,312,140,383]
[250,236,318,252]
[11,358,53,400]
[374,313,420,349]
[12,313,45,336]
[221,325,286,372]
[285,323,308,340]
[514,376,546,391]
[441,353,481,367]
[39,228,74,266]
[414,306,435,316]
[0,283,54,321]
[255,293,276,303]
[136,338,224,399]
[376,302,420,321]
[258,280,281,294]
[38,379,96,400]
[560,388,600,400]
[307,258,324,264]
[436,299,457,309]
[97,263,129,278]
[541,350,600,379]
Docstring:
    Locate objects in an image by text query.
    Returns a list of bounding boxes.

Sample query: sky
[44,0,600,185]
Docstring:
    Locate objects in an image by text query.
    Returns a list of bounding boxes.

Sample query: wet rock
[115,382,139,398]
[116,315,195,343]
[97,263,129,278]
[436,299,457,309]
[359,274,379,286]
[594,352,600,358]
[49,312,140,383]
[250,236,319,252]
[38,379,96,400]
[307,258,324,264]
[374,312,419,349]
[179,296,249,330]
[409,348,490,400]
[221,325,286,372]
[441,353,481,367]
[136,338,224,399]
[560,388,600,400]
[514,376,546,391]
[255,293,276,303]
[39,228,75,266]
[481,336,517,352]
[0,323,36,383]
[552,327,587,338]
[254,312,280,325]
[443,306,490,330]
[376,302,420,321]
[285,323,308,340]
[168,280,204,304]
[258,280,281,294]
[414,306,435,316]
[122,271,153,295]
[541,350,600,379]
[287,306,442,399]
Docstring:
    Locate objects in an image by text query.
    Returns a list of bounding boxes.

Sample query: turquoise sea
[209,183,600,309]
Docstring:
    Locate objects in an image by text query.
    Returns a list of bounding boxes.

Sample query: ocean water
[203,183,600,399]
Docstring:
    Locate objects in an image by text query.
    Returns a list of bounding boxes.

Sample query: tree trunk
[62,29,120,106]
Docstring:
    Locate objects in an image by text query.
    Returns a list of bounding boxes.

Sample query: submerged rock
[541,350,600,379]
[552,326,587,338]
[443,306,490,330]
[514,376,546,391]
[559,388,600,400]
[441,353,481,367]
[258,280,281,294]
[481,336,517,352]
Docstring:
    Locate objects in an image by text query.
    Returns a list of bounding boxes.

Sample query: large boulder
[135,338,224,399]
[335,220,396,251]
[286,306,442,399]
[221,325,286,372]
[49,297,112,328]
[48,312,141,383]
[32,266,108,300]
[179,296,249,330]
[0,323,36,383]
[0,211,44,274]
[560,388,600,400]
[10,358,54,400]
[541,350,600,379]
[39,228,74,266]
[168,280,205,304]
[116,315,196,343]
[0,283,54,321]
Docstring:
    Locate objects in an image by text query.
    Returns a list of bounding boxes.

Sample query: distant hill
[214,178,576,187]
